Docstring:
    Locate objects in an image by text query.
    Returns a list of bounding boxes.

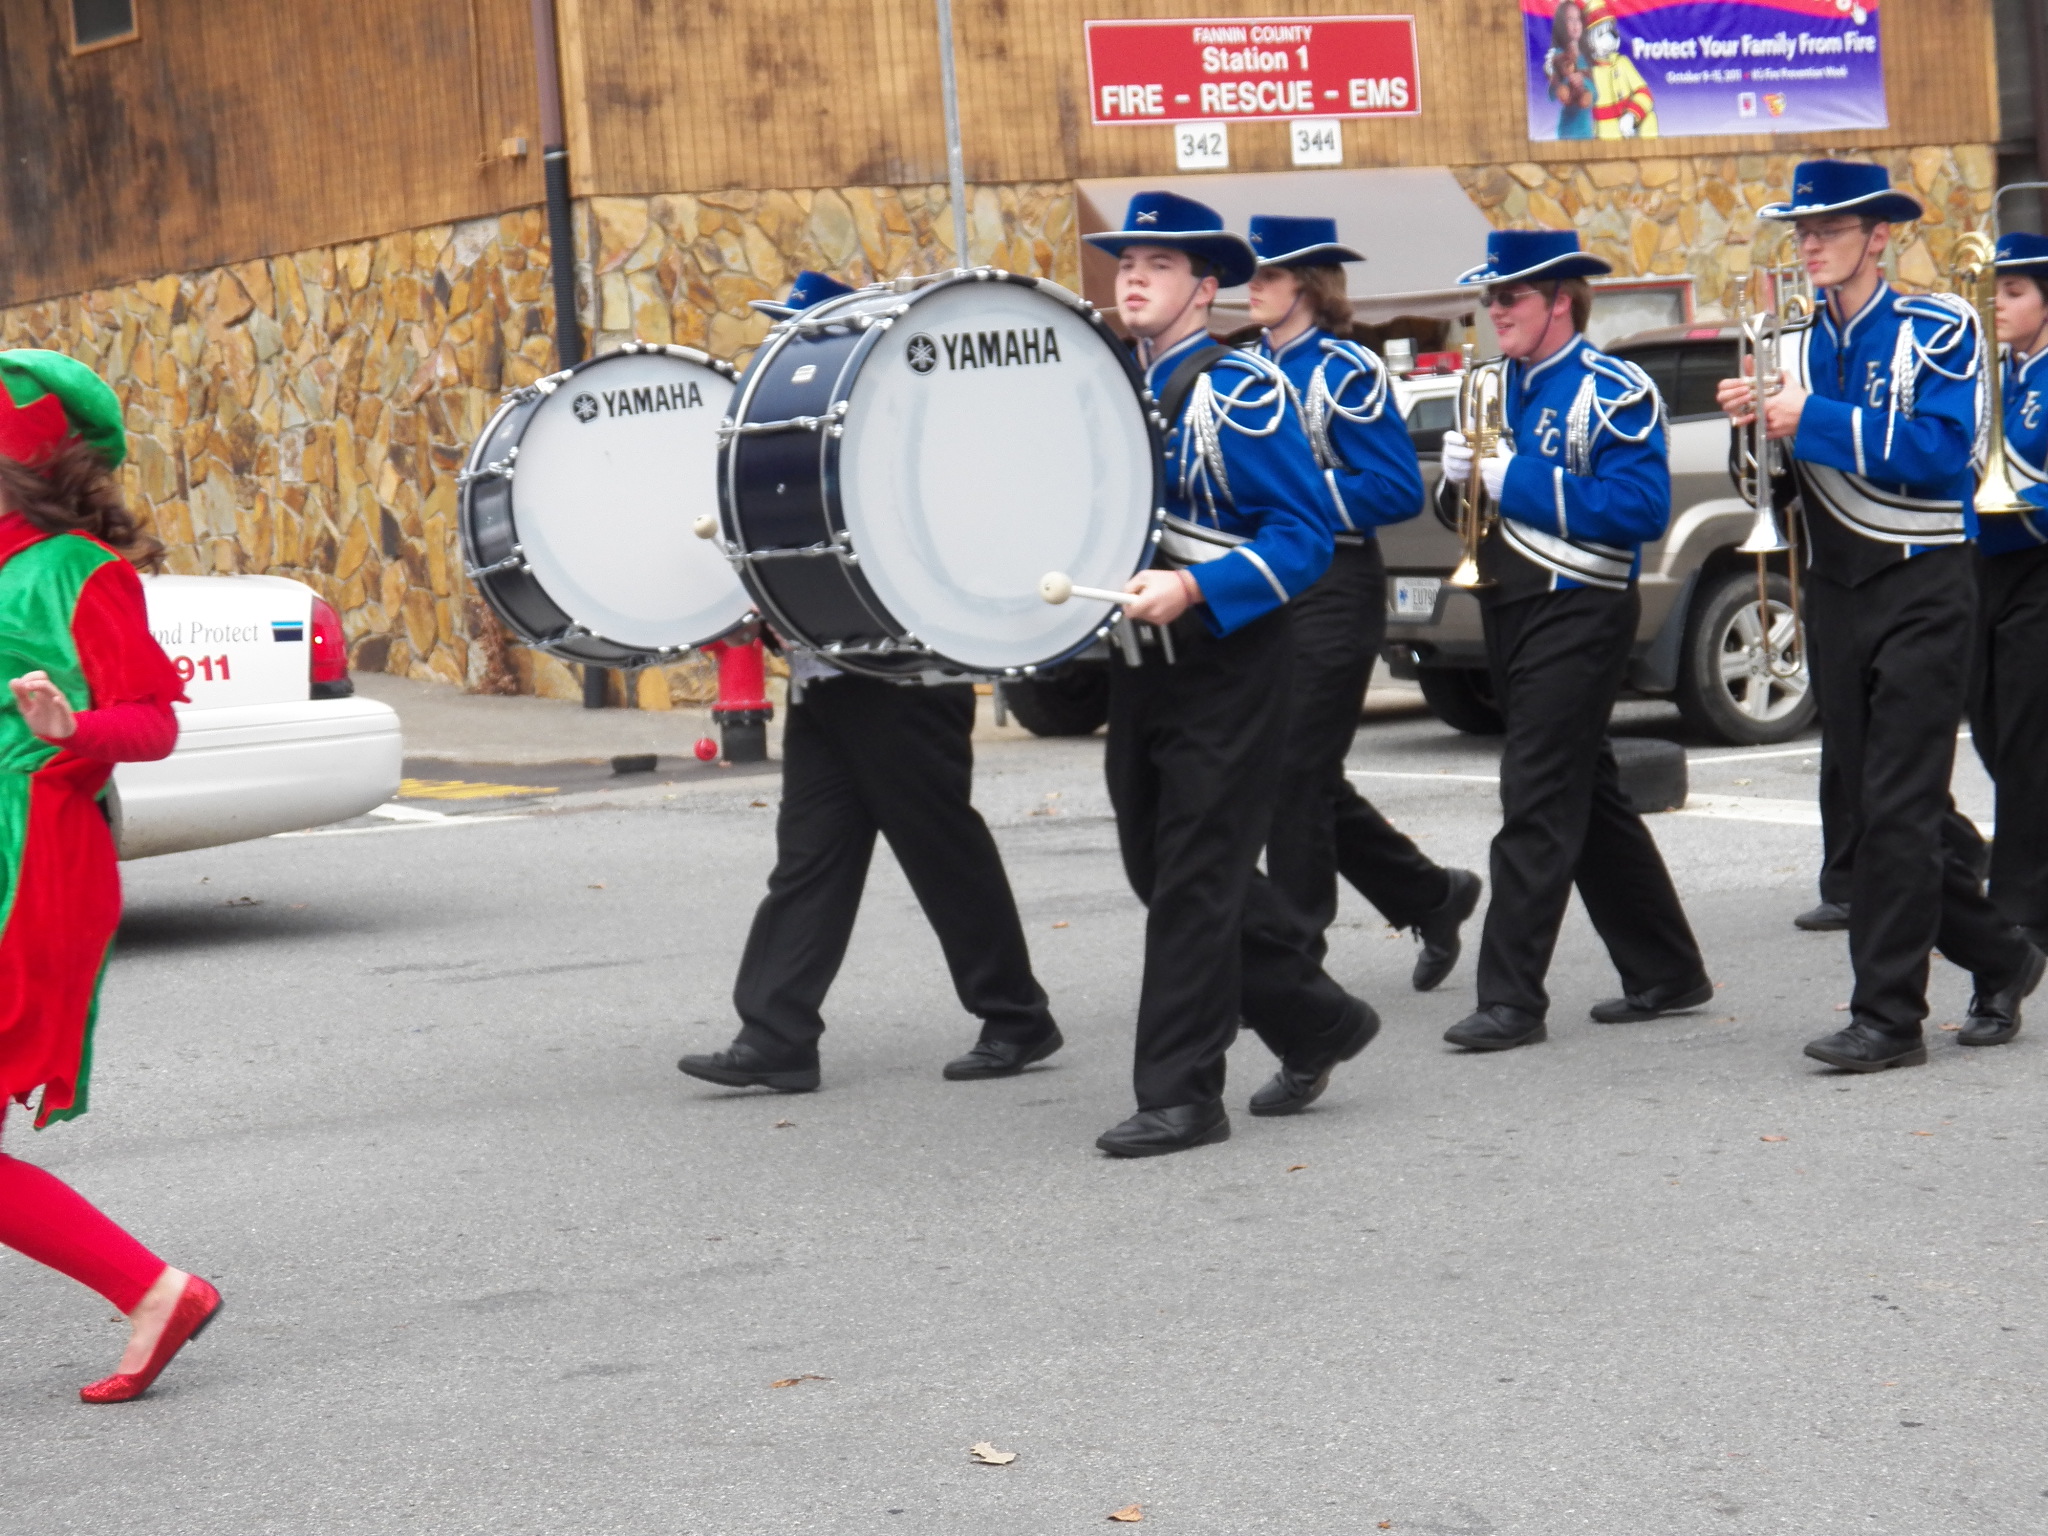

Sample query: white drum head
[835,282,1155,671]
[510,351,746,653]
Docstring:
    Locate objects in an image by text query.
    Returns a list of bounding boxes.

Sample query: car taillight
[309,597,352,697]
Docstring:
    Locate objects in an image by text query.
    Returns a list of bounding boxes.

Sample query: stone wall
[1454,144,1995,318]
[0,182,1077,701]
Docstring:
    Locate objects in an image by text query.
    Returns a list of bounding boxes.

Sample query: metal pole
[530,0,607,705]
[935,0,970,269]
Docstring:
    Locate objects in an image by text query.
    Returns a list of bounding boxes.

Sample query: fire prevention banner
[1521,0,1887,141]
[1086,16,1421,125]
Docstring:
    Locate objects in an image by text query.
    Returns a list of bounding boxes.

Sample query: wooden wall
[0,0,1999,307]
[0,0,540,306]
[564,0,1998,191]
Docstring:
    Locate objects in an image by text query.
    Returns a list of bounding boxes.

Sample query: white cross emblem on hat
[1136,211,1158,224]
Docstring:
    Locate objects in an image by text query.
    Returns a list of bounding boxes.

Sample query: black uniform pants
[1266,539,1451,950]
[1106,610,1353,1110]
[732,675,1051,1059]
[1476,586,1706,1017]
[1805,549,2032,1035]
[1969,543,2048,933]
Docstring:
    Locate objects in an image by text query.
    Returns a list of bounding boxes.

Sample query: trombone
[1448,341,1507,589]
[1731,251,1814,683]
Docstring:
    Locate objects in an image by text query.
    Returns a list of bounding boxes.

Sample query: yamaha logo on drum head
[905,334,939,374]
[572,393,600,422]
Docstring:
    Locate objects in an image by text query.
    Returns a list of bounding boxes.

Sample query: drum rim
[720,267,1166,679]
[459,342,751,666]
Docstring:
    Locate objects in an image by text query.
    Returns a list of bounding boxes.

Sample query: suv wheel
[1675,569,1817,745]
[1417,666,1504,735]
[1001,665,1111,737]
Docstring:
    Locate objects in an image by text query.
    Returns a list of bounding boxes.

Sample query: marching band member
[1715,161,2043,1067]
[678,272,1062,1093]
[1438,230,1710,1052]
[1081,193,1378,1154]
[1241,214,1482,990]
[1974,232,2048,949]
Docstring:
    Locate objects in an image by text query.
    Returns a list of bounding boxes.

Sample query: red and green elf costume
[0,350,186,1319]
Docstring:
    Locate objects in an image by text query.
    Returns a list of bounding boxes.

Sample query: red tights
[0,1104,164,1313]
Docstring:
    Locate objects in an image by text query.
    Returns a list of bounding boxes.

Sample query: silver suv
[1382,324,1814,745]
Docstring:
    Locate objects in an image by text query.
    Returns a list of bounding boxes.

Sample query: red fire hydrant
[700,635,773,764]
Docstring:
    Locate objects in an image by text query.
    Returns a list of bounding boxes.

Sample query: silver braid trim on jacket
[1886,291,1982,466]
[1564,351,1664,478]
[1303,338,1392,471]
[1179,351,1292,521]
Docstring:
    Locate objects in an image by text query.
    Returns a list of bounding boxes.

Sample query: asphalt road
[5,702,2044,1535]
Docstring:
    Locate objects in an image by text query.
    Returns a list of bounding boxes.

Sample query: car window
[1613,339,1739,422]
[1406,392,1456,455]
[1676,343,1738,419]
[1618,344,1680,414]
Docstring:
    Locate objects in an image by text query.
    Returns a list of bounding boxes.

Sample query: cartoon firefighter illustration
[1583,0,1658,138]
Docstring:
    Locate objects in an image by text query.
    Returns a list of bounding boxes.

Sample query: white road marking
[275,806,531,839]
[1674,794,1822,826]
[1346,769,1502,784]
[366,802,449,823]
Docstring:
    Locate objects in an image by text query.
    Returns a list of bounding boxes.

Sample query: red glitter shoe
[79,1274,223,1404]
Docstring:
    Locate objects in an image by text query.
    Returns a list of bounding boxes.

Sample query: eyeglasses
[1483,285,1545,310]
[1792,221,1869,249]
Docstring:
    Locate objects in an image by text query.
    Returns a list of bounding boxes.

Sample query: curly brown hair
[0,439,162,568]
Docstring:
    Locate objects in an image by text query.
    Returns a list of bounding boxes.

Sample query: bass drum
[460,343,749,667]
[718,270,1161,679]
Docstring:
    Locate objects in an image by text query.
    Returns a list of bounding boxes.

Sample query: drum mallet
[1038,572,1132,606]
[693,515,719,540]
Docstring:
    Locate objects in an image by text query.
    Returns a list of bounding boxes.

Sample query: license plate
[1389,576,1442,620]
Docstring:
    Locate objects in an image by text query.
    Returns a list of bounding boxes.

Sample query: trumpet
[1731,255,1814,682]
[1950,228,2034,516]
[1448,341,1507,590]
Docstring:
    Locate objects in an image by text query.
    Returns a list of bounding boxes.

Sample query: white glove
[1441,429,1473,485]
[1480,448,1513,501]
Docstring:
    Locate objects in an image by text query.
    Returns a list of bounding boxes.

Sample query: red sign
[1084,15,1421,127]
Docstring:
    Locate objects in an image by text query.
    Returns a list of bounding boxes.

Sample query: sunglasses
[1482,284,1551,310]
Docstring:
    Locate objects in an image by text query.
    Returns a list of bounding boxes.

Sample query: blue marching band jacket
[1442,335,1671,597]
[1784,282,1982,576]
[1995,345,2048,554]
[1143,330,1336,635]
[1253,327,1425,543]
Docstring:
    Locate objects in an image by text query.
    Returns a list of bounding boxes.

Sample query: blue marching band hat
[1083,192,1258,289]
[1247,214,1365,268]
[1456,229,1612,287]
[1996,231,2048,272]
[1758,160,1924,224]
[750,269,857,319]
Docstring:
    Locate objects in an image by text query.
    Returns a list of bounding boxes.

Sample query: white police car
[109,576,402,858]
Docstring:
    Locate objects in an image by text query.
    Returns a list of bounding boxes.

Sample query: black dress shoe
[1095,1102,1230,1158]
[943,1024,1065,1080]
[1411,869,1483,992]
[677,1041,820,1092]
[1589,976,1715,1023]
[1247,996,1382,1117]
[1803,1020,1926,1072]
[2021,925,2048,953]
[1793,901,1850,932]
[1960,945,2046,1047]
[1443,1004,1547,1052]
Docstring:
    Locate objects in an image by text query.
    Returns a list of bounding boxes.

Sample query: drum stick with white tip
[1039,571,1132,606]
